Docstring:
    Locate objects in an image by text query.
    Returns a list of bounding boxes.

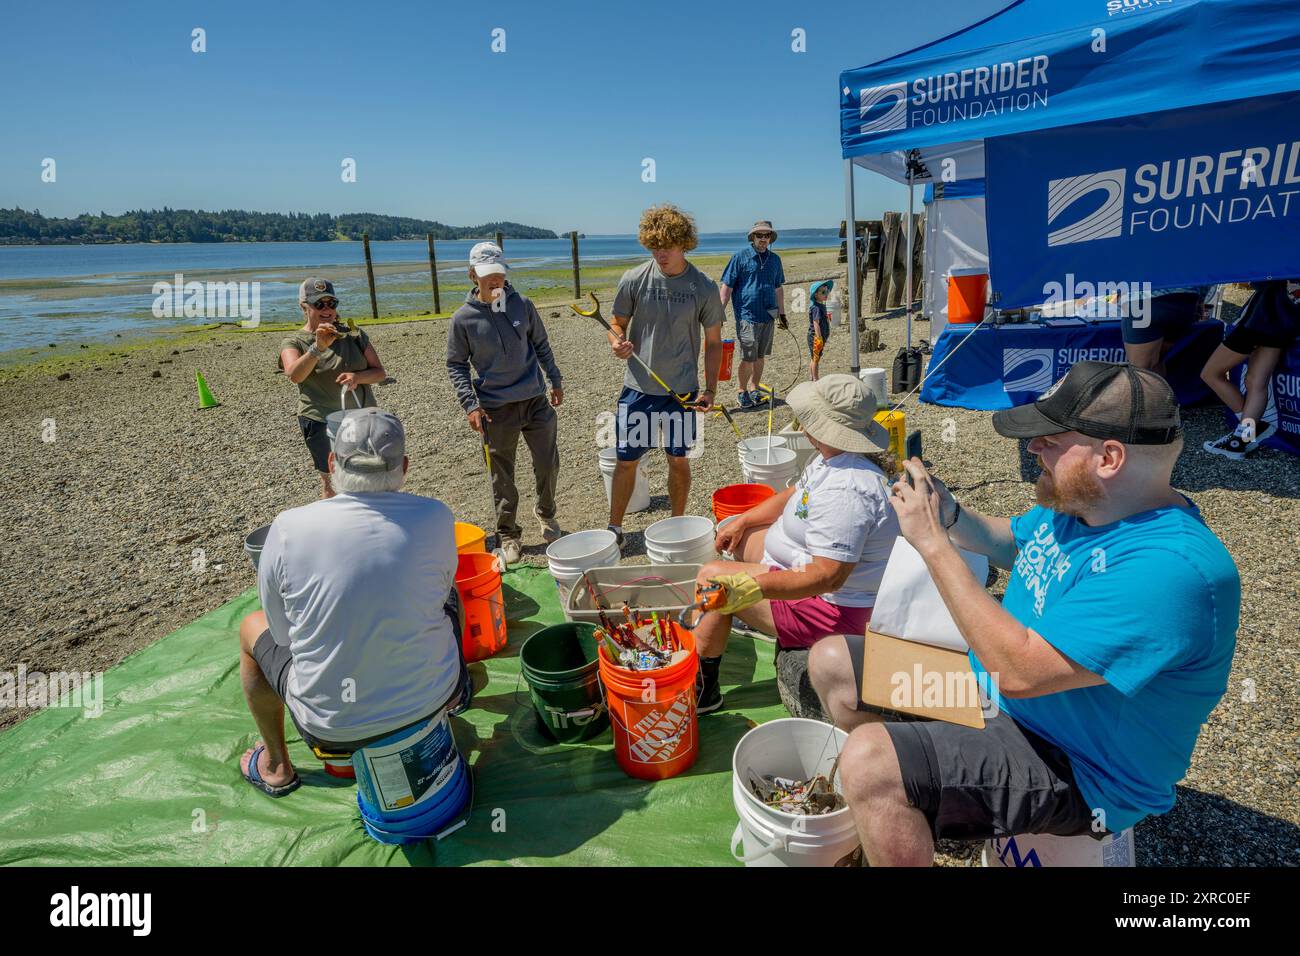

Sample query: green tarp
[0,568,787,865]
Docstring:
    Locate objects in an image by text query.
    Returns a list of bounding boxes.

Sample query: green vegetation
[0,207,558,244]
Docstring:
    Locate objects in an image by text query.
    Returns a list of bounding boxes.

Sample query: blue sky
[0,0,1009,233]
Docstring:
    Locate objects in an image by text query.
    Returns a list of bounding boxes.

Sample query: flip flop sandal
[241,744,301,798]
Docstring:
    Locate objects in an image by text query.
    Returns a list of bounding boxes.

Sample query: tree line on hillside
[0,207,558,244]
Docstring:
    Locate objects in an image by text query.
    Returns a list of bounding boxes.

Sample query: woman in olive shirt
[278,277,387,498]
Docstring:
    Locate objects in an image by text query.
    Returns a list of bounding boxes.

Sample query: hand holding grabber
[571,293,693,403]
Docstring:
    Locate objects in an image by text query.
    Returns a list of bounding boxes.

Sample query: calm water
[0,232,837,353]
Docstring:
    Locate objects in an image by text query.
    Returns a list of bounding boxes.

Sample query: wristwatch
[306,343,325,358]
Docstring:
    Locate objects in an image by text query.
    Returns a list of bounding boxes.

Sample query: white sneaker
[539,517,564,544]
[499,537,523,564]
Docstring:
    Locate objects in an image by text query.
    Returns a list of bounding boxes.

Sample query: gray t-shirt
[257,491,461,742]
[611,259,724,395]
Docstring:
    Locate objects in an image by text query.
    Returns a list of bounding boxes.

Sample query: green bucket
[519,622,609,743]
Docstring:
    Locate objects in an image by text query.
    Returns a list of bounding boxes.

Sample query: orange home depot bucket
[947,270,988,324]
[455,521,488,554]
[718,339,735,381]
[712,483,775,522]
[455,552,507,662]
[597,623,699,781]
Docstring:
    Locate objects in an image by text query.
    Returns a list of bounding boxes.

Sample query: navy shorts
[298,416,331,473]
[842,633,1097,841]
[1121,292,1201,345]
[1224,280,1300,352]
[615,386,698,461]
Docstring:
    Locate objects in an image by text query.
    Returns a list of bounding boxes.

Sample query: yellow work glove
[711,573,763,615]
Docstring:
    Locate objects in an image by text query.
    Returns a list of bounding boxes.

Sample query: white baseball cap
[469,241,509,277]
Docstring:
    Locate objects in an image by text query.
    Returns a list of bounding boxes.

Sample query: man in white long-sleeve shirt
[236,408,467,796]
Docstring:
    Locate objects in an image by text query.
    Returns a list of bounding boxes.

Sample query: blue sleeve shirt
[722,246,784,323]
[968,501,1239,833]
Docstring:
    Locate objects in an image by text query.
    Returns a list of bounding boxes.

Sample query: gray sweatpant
[483,394,559,540]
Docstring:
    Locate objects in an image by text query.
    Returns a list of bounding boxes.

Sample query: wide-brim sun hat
[810,279,834,299]
[787,373,890,454]
[747,220,778,242]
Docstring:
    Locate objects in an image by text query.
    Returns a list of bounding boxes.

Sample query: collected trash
[747,754,845,816]
[594,604,687,672]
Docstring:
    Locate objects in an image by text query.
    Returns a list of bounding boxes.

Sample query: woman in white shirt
[693,374,900,713]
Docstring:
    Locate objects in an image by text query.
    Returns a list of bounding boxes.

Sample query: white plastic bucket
[597,448,651,514]
[731,718,859,867]
[743,447,798,491]
[546,530,621,615]
[981,828,1135,867]
[859,368,888,408]
[244,525,271,572]
[737,436,787,468]
[644,515,716,567]
[325,386,366,447]
[716,514,741,560]
[777,426,817,476]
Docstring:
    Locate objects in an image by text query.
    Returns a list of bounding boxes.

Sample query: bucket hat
[787,374,890,454]
[747,220,778,242]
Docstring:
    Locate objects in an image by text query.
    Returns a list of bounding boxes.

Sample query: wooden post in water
[362,233,379,319]
[495,230,504,252]
[427,232,441,314]
[570,231,581,298]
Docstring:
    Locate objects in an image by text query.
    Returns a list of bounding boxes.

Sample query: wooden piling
[570,231,581,297]
[427,232,441,314]
[362,233,379,319]
[495,230,504,251]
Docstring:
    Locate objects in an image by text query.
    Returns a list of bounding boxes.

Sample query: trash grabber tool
[677,581,727,630]
[570,293,695,407]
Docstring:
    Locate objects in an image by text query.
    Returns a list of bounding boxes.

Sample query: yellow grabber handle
[570,293,734,435]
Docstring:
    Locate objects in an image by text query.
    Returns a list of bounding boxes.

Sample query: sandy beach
[1,247,1296,865]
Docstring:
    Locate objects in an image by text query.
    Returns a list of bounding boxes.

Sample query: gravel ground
[1,251,1296,866]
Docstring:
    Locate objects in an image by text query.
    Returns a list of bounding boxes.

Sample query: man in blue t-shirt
[808,362,1240,866]
[720,221,786,408]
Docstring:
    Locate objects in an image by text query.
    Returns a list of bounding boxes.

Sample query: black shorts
[1121,292,1200,345]
[843,633,1097,841]
[252,629,471,755]
[298,416,331,473]
[1223,280,1300,352]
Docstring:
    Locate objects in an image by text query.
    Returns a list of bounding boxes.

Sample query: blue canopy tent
[838,0,1300,375]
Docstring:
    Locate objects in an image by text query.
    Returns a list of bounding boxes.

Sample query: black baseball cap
[992,361,1181,445]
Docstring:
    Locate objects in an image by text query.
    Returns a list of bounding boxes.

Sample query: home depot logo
[1047,169,1126,246]
[627,695,693,763]
[1003,348,1055,393]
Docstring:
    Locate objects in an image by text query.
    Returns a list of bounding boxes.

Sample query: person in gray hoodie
[446,242,564,563]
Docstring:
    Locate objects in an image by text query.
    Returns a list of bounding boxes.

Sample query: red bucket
[712,483,775,523]
[597,623,699,781]
[718,339,735,382]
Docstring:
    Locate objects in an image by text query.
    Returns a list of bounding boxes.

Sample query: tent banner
[985,91,1300,310]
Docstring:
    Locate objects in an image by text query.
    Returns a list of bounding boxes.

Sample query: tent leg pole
[906,165,914,351]
[845,158,860,377]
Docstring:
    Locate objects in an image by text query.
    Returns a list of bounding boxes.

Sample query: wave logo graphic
[1003,348,1055,393]
[1046,168,1126,247]
[859,83,907,135]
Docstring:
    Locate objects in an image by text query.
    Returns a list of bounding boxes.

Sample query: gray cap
[333,408,406,473]
[299,277,337,306]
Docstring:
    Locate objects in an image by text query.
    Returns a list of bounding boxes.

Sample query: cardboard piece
[860,630,987,729]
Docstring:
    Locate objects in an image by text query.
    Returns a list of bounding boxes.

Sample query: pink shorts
[768,584,873,650]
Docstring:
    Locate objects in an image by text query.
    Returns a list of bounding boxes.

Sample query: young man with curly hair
[605,204,725,546]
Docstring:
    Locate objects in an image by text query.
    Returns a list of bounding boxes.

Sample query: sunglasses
[312,297,339,310]
[753,233,774,240]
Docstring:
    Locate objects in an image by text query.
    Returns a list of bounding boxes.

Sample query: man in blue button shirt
[721,221,786,408]
[808,362,1240,866]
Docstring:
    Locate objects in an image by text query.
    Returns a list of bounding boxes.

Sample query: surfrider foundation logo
[858,82,908,135]
[1003,348,1055,393]
[1047,168,1126,246]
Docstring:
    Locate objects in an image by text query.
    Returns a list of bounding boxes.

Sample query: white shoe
[539,517,564,544]
[499,537,523,564]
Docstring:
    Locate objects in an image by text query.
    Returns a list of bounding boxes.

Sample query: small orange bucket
[597,623,699,781]
[455,552,507,662]
[455,522,487,554]
[712,483,775,522]
[718,339,735,382]
[948,271,988,324]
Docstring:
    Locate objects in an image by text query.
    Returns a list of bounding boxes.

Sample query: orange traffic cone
[196,370,220,410]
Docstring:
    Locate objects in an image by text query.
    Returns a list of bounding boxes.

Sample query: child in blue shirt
[808,280,832,381]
